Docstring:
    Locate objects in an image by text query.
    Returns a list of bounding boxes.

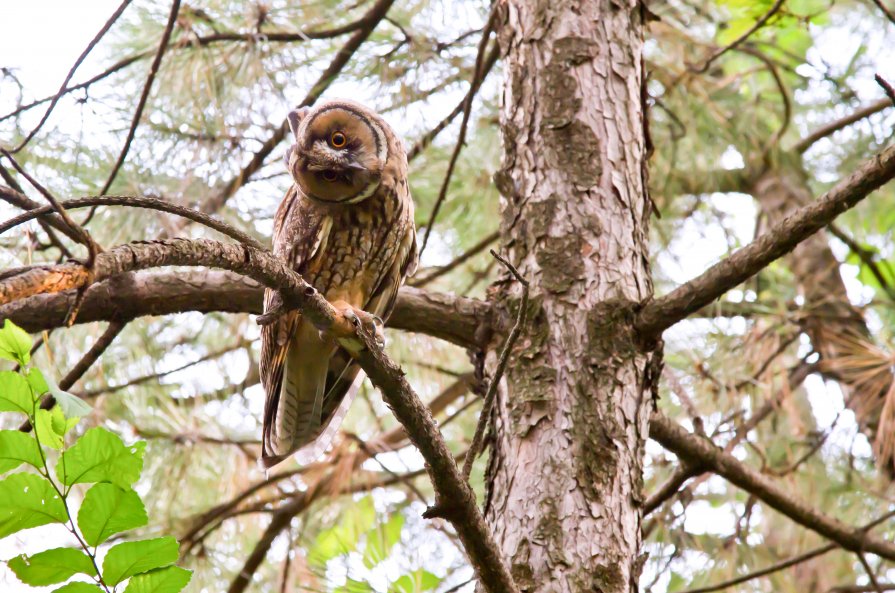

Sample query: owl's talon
[331,301,385,349]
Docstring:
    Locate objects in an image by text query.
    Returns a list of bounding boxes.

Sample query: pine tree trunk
[485,1,654,591]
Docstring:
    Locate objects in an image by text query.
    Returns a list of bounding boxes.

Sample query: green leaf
[52,583,104,593]
[78,483,148,546]
[388,569,441,593]
[123,566,192,593]
[101,537,180,585]
[35,408,64,450]
[57,427,146,488]
[363,512,404,568]
[26,368,49,397]
[7,547,97,585]
[44,372,93,418]
[0,370,34,415]
[309,496,376,567]
[0,429,43,473]
[0,473,67,537]
[0,319,32,366]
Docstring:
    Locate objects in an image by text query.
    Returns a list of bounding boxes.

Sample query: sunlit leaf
[78,483,149,546]
[0,429,43,473]
[35,408,64,450]
[7,547,97,586]
[388,569,441,593]
[57,427,145,488]
[102,537,180,585]
[52,583,103,593]
[123,565,192,593]
[0,473,67,537]
[0,370,34,415]
[0,320,32,366]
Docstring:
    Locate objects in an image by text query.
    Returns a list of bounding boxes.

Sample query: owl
[259,100,418,468]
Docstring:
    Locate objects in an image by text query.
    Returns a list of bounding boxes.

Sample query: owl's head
[285,100,392,204]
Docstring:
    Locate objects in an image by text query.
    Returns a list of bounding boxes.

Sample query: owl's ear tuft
[287,107,310,139]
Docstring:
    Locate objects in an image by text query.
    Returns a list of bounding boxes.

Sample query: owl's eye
[321,170,338,182]
[330,131,347,148]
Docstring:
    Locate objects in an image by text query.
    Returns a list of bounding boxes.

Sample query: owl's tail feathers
[262,334,330,468]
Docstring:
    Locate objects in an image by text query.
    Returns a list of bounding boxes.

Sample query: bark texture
[486,1,654,591]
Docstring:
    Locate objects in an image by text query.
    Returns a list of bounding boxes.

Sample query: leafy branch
[0,320,192,593]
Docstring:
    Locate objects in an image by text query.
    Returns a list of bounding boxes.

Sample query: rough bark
[486,1,654,591]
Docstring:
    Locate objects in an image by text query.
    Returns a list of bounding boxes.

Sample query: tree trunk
[485,1,654,591]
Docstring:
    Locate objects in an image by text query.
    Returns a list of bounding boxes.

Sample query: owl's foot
[256,291,285,326]
[330,300,386,351]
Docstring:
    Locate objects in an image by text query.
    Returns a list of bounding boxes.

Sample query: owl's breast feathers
[260,144,416,467]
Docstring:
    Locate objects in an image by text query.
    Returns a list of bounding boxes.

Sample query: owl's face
[285,101,390,204]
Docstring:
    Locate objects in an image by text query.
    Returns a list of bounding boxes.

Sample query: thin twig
[0,195,264,249]
[876,74,895,107]
[10,0,133,152]
[406,42,501,162]
[795,98,893,153]
[689,0,786,73]
[410,231,499,287]
[462,251,528,480]
[857,552,885,593]
[418,6,499,257]
[870,0,895,26]
[89,0,182,213]
[0,150,100,263]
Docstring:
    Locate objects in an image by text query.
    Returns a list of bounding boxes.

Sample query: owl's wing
[260,187,333,466]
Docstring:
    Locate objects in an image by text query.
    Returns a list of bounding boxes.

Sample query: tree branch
[794,98,893,154]
[649,413,895,561]
[636,143,895,337]
[0,269,490,350]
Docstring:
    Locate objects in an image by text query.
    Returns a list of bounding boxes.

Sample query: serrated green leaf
[52,583,103,593]
[123,565,192,593]
[35,408,64,450]
[102,537,179,585]
[0,473,67,537]
[388,569,441,593]
[0,429,43,473]
[57,427,145,488]
[78,483,148,546]
[363,512,404,568]
[0,320,32,366]
[0,370,34,415]
[7,547,97,585]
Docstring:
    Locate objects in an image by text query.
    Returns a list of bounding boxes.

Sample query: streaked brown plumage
[259,99,417,468]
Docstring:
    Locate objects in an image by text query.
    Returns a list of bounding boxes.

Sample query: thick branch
[0,269,489,349]
[637,143,895,337]
[649,413,895,561]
